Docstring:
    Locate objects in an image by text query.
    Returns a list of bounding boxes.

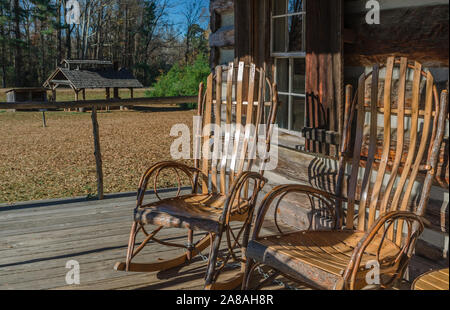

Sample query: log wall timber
[210,0,235,68]
[271,147,449,233]
[209,26,234,48]
[344,1,449,67]
[210,0,234,32]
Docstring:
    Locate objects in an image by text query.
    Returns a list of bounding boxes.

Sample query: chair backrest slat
[237,64,256,176]
[219,63,235,194]
[383,57,408,241]
[230,62,245,182]
[246,68,266,176]
[347,74,366,230]
[382,57,407,211]
[211,65,223,192]
[367,57,394,229]
[339,57,446,246]
[201,73,214,193]
[394,70,434,244]
[357,64,380,231]
[389,61,422,211]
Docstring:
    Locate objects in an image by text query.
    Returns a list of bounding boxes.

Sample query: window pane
[292,96,305,131]
[277,94,289,130]
[288,14,303,52]
[288,0,303,13]
[292,58,305,94]
[273,0,287,15]
[272,17,286,52]
[276,58,289,93]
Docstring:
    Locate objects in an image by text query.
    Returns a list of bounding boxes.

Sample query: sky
[166,0,210,34]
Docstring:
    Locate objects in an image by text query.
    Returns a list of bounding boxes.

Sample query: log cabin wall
[210,0,235,68]
[209,0,449,278]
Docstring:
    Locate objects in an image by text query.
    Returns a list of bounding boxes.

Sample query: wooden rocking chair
[114,62,279,289]
[243,57,448,290]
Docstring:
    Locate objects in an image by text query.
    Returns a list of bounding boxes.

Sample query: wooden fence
[0,96,197,199]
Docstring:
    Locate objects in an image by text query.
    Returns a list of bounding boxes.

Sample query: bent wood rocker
[114,62,279,289]
[243,57,448,290]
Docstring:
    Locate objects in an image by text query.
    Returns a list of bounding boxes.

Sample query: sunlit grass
[0,108,195,203]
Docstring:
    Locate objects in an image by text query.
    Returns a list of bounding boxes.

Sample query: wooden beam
[114,87,120,111]
[209,26,235,48]
[270,147,449,234]
[79,89,86,112]
[344,4,449,67]
[91,106,104,200]
[0,96,198,110]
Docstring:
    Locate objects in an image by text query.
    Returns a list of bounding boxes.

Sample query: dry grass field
[0,107,196,203]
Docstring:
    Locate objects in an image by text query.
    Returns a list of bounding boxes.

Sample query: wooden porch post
[105,87,110,112]
[113,88,119,109]
[91,106,104,199]
[79,89,86,112]
[71,88,79,112]
[51,85,57,102]
[121,87,133,111]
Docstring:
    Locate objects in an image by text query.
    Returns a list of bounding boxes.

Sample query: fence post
[91,106,104,199]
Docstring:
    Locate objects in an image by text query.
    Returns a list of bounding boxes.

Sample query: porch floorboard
[0,189,410,290]
[0,189,310,290]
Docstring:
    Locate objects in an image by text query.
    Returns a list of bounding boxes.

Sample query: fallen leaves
[0,108,195,203]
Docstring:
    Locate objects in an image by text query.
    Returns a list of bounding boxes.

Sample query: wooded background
[0,0,210,88]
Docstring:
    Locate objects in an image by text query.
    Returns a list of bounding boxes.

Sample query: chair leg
[242,258,255,290]
[204,231,222,288]
[204,216,255,290]
[240,217,253,272]
[186,229,194,260]
[125,221,138,271]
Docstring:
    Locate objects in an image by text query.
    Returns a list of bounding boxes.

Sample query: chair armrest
[220,171,268,225]
[251,184,343,240]
[343,211,427,289]
[135,160,208,208]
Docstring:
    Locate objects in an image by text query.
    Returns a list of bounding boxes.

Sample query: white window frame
[271,0,306,136]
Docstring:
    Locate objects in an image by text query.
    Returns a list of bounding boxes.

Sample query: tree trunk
[57,0,62,63]
[13,0,23,87]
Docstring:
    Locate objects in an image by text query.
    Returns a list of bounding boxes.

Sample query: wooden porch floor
[0,189,312,290]
[0,189,414,290]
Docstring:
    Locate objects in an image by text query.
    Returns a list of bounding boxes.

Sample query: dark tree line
[0,0,209,88]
